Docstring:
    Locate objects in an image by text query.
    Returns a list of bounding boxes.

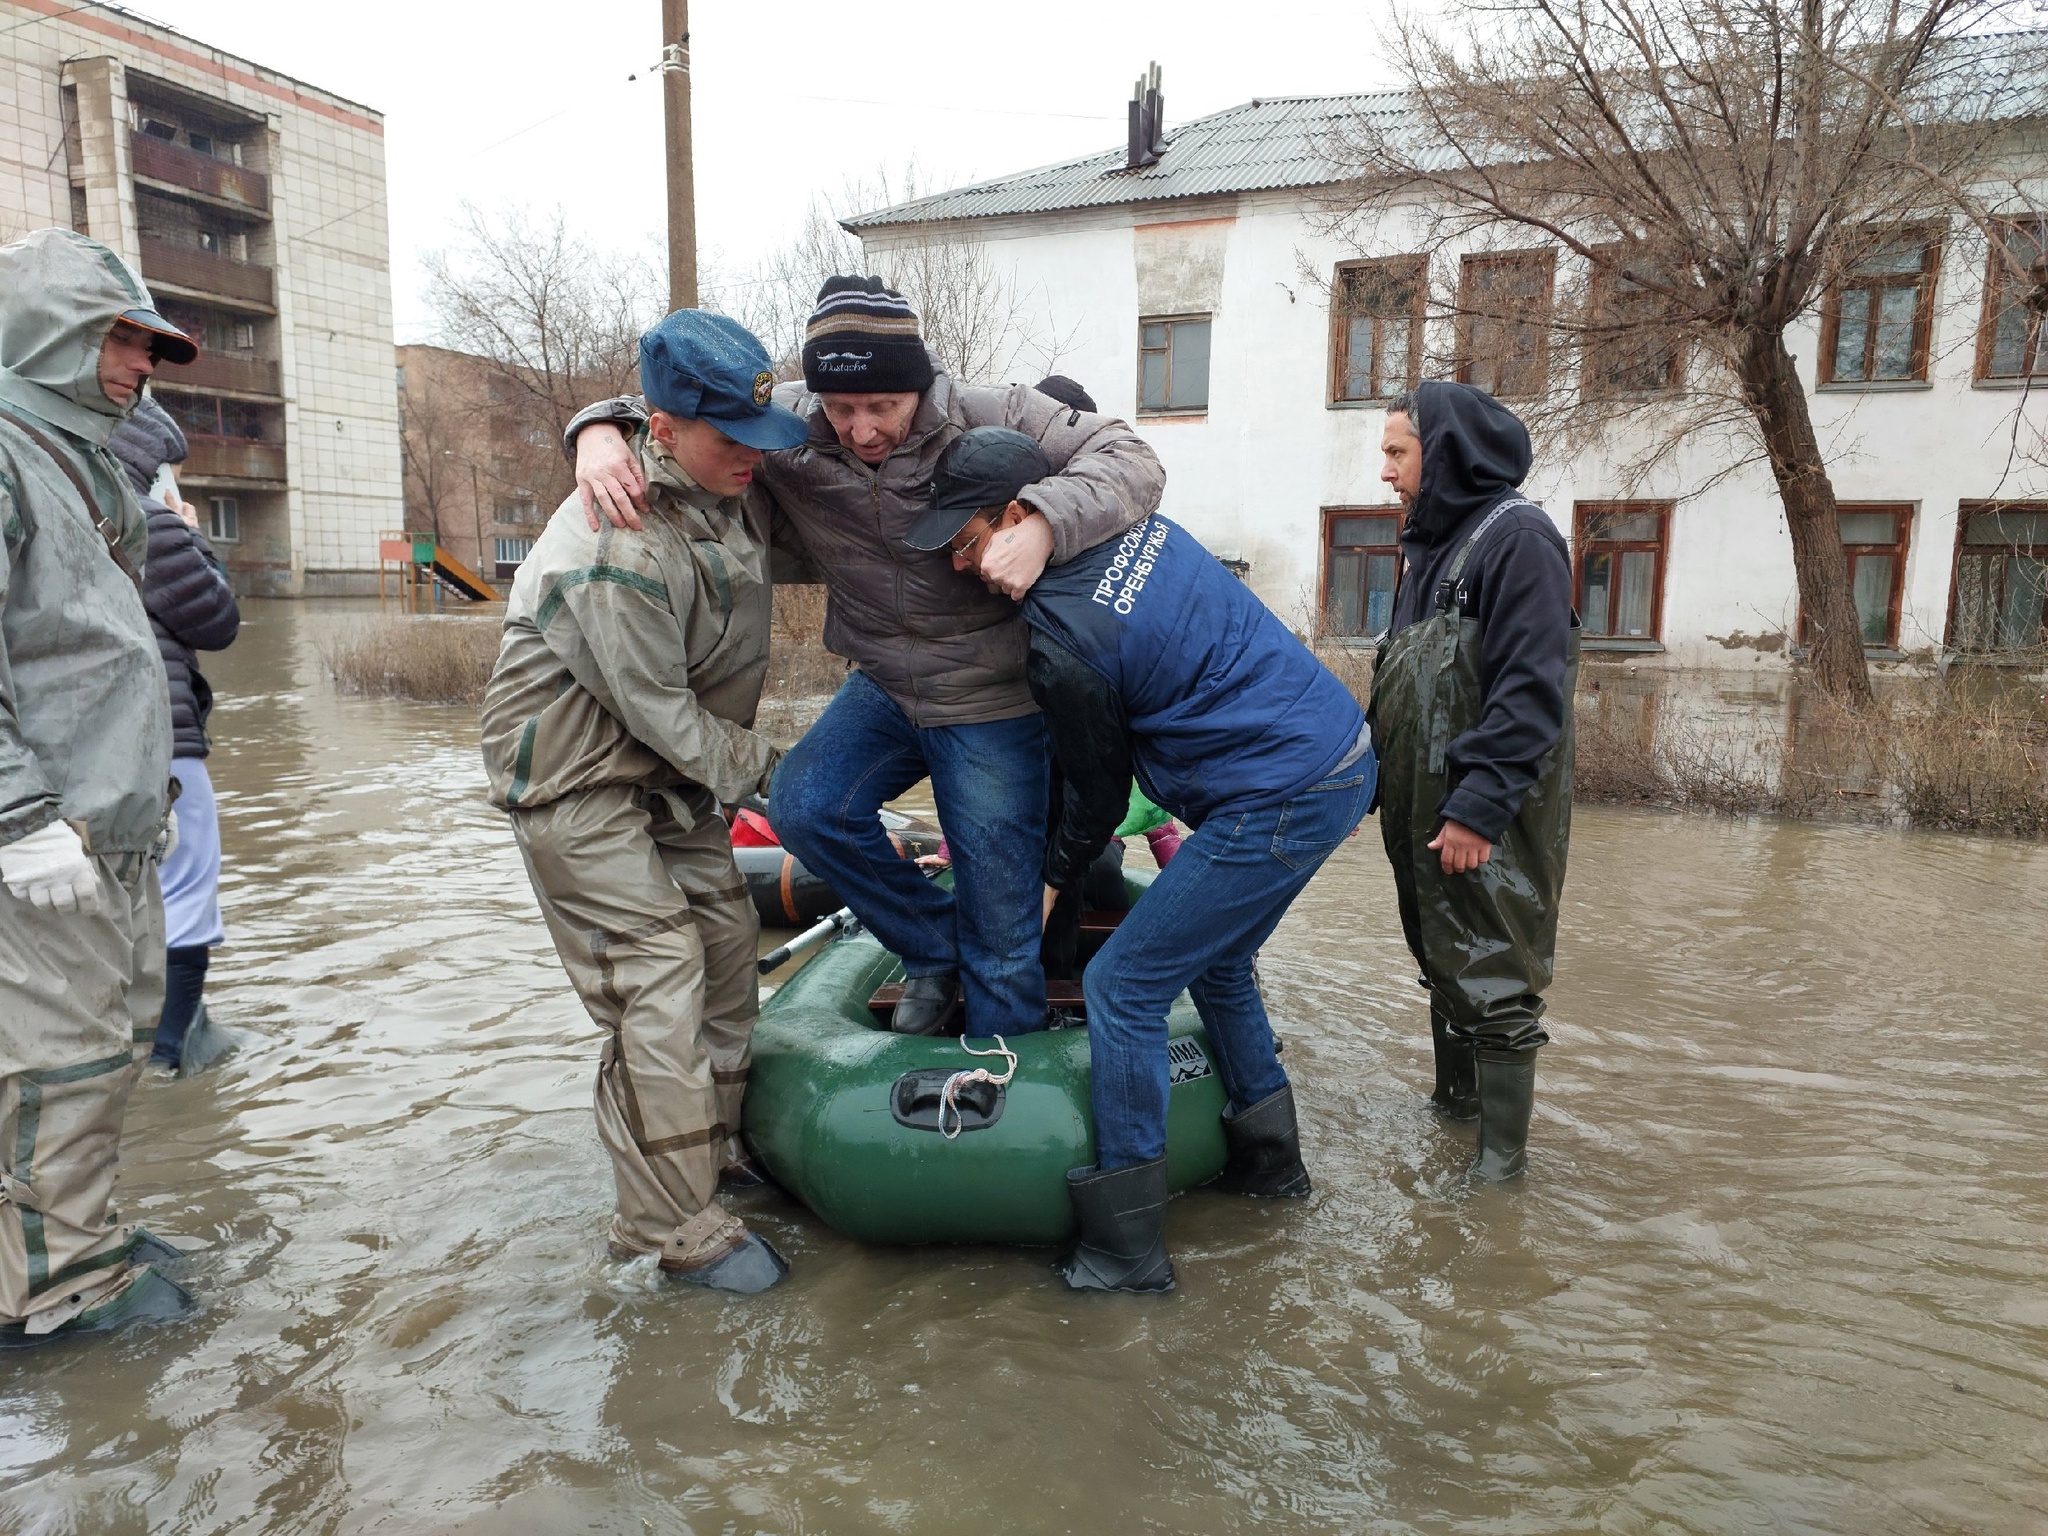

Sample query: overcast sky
[121,0,1403,341]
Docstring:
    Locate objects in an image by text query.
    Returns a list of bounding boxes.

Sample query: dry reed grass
[324,616,501,705]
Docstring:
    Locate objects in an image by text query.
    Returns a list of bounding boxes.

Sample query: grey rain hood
[0,228,174,852]
[0,228,158,445]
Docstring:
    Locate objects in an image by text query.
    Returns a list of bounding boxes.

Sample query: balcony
[154,351,280,398]
[138,236,275,311]
[130,132,269,214]
[181,434,286,484]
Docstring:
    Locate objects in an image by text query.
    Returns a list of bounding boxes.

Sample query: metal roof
[841,91,1417,230]
[843,31,2048,233]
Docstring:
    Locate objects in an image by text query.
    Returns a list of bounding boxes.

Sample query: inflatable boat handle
[757,907,857,974]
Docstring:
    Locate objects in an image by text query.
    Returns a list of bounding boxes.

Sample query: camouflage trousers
[0,854,165,1328]
[511,785,760,1258]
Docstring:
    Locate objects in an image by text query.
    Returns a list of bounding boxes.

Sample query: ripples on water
[1,600,2043,1534]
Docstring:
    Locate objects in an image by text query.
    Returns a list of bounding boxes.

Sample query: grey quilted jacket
[566,363,1165,727]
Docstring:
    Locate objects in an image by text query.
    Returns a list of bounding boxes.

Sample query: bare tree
[396,360,476,543]
[1317,0,2045,700]
[711,168,1075,388]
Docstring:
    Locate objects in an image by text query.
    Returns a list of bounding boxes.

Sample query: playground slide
[428,544,500,602]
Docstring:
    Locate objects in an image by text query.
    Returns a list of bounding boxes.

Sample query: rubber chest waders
[1369,500,1580,1052]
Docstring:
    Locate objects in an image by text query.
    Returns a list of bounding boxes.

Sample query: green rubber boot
[1472,1049,1537,1182]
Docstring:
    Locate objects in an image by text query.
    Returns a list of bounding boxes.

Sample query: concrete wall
[867,187,2048,669]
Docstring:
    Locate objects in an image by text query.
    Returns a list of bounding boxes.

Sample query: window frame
[1947,499,2048,651]
[1797,503,1913,651]
[1319,505,1406,642]
[1328,256,1426,406]
[1581,247,1685,399]
[1456,248,1556,401]
[493,535,536,581]
[1136,313,1213,418]
[1571,501,1671,646]
[206,496,240,544]
[1974,217,2048,382]
[1817,227,1943,387]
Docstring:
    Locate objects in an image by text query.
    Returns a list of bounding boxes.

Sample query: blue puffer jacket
[1024,515,1366,826]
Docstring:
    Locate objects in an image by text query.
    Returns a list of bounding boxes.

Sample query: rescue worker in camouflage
[0,228,200,1340]
[481,310,811,1294]
[1372,382,1578,1181]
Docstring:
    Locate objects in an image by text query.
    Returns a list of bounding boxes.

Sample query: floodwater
[3,599,2045,1535]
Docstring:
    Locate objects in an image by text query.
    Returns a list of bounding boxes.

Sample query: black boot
[890,971,961,1036]
[1206,1085,1311,1197]
[1429,1002,1479,1121]
[1055,1158,1174,1292]
[1472,1048,1537,1181]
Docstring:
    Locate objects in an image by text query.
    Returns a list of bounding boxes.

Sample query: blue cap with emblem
[638,309,809,452]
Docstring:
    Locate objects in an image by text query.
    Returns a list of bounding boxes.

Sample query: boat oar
[757,907,856,974]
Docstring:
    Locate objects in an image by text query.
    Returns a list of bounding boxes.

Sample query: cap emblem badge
[752,371,773,406]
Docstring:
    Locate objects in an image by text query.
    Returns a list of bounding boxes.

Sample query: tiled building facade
[0,0,402,595]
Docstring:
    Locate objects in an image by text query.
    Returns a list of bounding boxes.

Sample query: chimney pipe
[1125,62,1165,171]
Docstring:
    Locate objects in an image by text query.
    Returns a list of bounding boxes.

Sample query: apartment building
[847,74,2048,668]
[0,0,402,594]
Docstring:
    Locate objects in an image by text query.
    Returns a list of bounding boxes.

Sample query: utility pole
[661,0,697,311]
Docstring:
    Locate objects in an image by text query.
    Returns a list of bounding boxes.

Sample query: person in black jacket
[1371,382,1577,1181]
[107,396,240,1073]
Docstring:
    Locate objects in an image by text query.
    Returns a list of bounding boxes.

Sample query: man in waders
[1372,382,1577,1181]
[481,311,809,1293]
[919,427,1375,1293]
[0,228,200,1340]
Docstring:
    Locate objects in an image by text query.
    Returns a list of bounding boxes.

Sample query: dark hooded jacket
[1382,381,1573,842]
[108,396,239,759]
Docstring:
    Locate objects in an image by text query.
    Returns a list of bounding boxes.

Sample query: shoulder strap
[1434,496,1541,613]
[0,403,142,591]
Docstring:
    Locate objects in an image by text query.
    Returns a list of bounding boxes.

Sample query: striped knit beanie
[800,275,936,395]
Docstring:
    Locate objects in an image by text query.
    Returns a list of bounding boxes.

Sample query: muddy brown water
[3,599,2044,1535]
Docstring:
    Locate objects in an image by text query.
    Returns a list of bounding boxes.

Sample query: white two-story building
[848,88,2048,669]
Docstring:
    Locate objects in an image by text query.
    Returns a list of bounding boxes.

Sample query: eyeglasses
[949,514,997,561]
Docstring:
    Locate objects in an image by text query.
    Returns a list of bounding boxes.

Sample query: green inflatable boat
[742,874,1229,1246]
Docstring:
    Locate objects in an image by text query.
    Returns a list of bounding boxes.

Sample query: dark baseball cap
[906,426,1053,551]
[639,309,809,452]
[117,307,198,365]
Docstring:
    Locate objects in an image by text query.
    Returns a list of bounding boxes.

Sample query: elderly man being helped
[924,427,1377,1294]
[481,311,811,1293]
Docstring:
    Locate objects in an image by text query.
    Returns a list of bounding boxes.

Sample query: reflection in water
[2,600,2043,1533]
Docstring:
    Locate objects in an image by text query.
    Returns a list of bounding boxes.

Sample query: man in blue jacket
[911,428,1376,1293]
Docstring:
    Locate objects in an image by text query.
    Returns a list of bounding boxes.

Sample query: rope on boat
[939,1035,1017,1140]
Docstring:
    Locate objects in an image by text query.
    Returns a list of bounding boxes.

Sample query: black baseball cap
[906,426,1053,551]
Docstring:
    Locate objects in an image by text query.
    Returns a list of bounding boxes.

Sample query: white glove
[0,822,100,916]
[161,810,180,862]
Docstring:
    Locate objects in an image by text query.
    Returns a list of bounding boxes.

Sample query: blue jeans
[1083,757,1376,1170]
[771,670,1050,1036]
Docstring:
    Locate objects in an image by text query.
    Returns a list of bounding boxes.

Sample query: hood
[107,394,189,493]
[0,229,160,442]
[1404,380,1533,546]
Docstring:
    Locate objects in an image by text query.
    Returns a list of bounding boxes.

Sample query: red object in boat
[731,808,781,847]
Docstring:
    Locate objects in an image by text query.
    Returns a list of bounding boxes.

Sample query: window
[140,118,177,141]
[1948,503,2048,652]
[1977,219,2048,380]
[494,496,541,528]
[207,497,239,543]
[1839,505,1912,649]
[199,230,222,254]
[1584,250,1684,397]
[494,536,535,580]
[1322,510,1402,638]
[163,394,269,440]
[233,321,255,351]
[1138,316,1210,414]
[188,132,214,157]
[1457,250,1554,399]
[1820,233,1940,385]
[1330,258,1424,403]
[1574,503,1670,643]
